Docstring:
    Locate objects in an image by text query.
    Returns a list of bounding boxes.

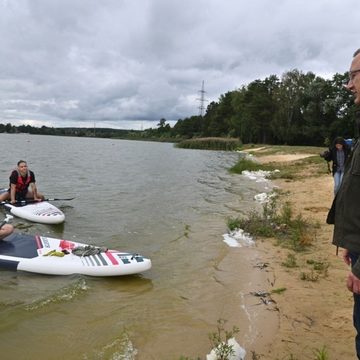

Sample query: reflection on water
[0,134,272,359]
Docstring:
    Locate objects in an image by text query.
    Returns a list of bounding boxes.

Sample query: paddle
[0,197,75,206]
[0,215,13,229]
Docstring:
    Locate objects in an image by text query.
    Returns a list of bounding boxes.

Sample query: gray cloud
[0,0,358,129]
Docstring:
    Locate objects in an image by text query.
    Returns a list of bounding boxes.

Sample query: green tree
[271,69,309,144]
[203,92,235,137]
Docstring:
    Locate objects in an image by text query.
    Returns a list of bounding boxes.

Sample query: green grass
[282,253,298,268]
[300,270,319,282]
[229,158,275,173]
[176,137,242,150]
[232,144,330,180]
[314,346,329,360]
[269,155,330,180]
[271,287,287,295]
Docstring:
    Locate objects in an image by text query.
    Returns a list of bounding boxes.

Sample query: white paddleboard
[0,233,152,276]
[4,201,65,224]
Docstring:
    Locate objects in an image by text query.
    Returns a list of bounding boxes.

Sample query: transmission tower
[197,80,207,116]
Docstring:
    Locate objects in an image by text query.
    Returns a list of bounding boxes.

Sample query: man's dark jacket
[328,140,360,277]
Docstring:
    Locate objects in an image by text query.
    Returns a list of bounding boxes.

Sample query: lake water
[0,133,275,359]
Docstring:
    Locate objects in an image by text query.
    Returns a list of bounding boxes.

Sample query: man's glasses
[349,69,360,82]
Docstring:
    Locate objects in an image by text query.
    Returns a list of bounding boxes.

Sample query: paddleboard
[0,233,152,276]
[3,201,65,224]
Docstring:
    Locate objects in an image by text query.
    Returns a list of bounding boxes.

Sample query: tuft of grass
[282,253,298,268]
[300,270,319,282]
[208,319,240,360]
[271,287,287,295]
[313,346,329,360]
[228,209,276,238]
[229,157,275,174]
[179,318,239,360]
[306,259,329,277]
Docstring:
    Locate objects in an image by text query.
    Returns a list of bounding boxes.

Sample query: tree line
[0,69,358,146]
[173,69,358,146]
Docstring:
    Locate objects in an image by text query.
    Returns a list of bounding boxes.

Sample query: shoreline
[247,150,356,359]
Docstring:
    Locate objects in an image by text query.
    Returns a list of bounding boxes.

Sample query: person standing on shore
[328,48,360,359]
[321,136,350,195]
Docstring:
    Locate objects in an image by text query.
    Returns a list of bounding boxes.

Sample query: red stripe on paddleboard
[105,251,119,265]
[35,235,43,249]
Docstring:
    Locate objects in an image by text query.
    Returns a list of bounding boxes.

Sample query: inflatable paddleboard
[3,201,65,224]
[0,233,152,276]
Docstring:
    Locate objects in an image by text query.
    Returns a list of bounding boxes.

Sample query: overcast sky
[0,0,358,130]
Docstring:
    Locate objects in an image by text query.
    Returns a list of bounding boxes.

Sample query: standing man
[0,160,44,203]
[328,48,360,359]
[322,136,350,194]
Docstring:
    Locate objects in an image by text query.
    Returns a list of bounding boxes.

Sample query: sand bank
[251,152,355,359]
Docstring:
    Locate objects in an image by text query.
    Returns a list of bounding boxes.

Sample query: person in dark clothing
[0,160,44,204]
[322,137,350,194]
[328,48,360,359]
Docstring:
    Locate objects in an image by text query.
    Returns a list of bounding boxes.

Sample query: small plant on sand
[300,270,319,282]
[271,287,287,295]
[306,259,329,277]
[313,345,329,360]
[208,318,240,360]
[281,253,298,268]
[179,319,240,360]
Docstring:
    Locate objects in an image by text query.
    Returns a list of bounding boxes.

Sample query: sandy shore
[247,150,356,359]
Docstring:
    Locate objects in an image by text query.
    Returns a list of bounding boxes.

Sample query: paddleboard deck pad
[0,233,151,276]
[4,201,65,224]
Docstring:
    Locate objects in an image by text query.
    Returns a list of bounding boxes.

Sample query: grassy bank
[231,145,329,180]
[176,137,242,150]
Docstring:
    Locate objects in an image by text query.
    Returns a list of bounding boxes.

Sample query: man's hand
[347,272,360,293]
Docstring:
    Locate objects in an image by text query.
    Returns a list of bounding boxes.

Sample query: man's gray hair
[354,49,360,57]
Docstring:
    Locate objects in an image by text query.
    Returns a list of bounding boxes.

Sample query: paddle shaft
[0,197,75,206]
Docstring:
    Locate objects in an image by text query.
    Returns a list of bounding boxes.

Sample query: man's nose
[345,82,352,90]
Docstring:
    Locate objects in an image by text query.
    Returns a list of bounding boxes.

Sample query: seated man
[0,224,14,240]
[0,160,44,203]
